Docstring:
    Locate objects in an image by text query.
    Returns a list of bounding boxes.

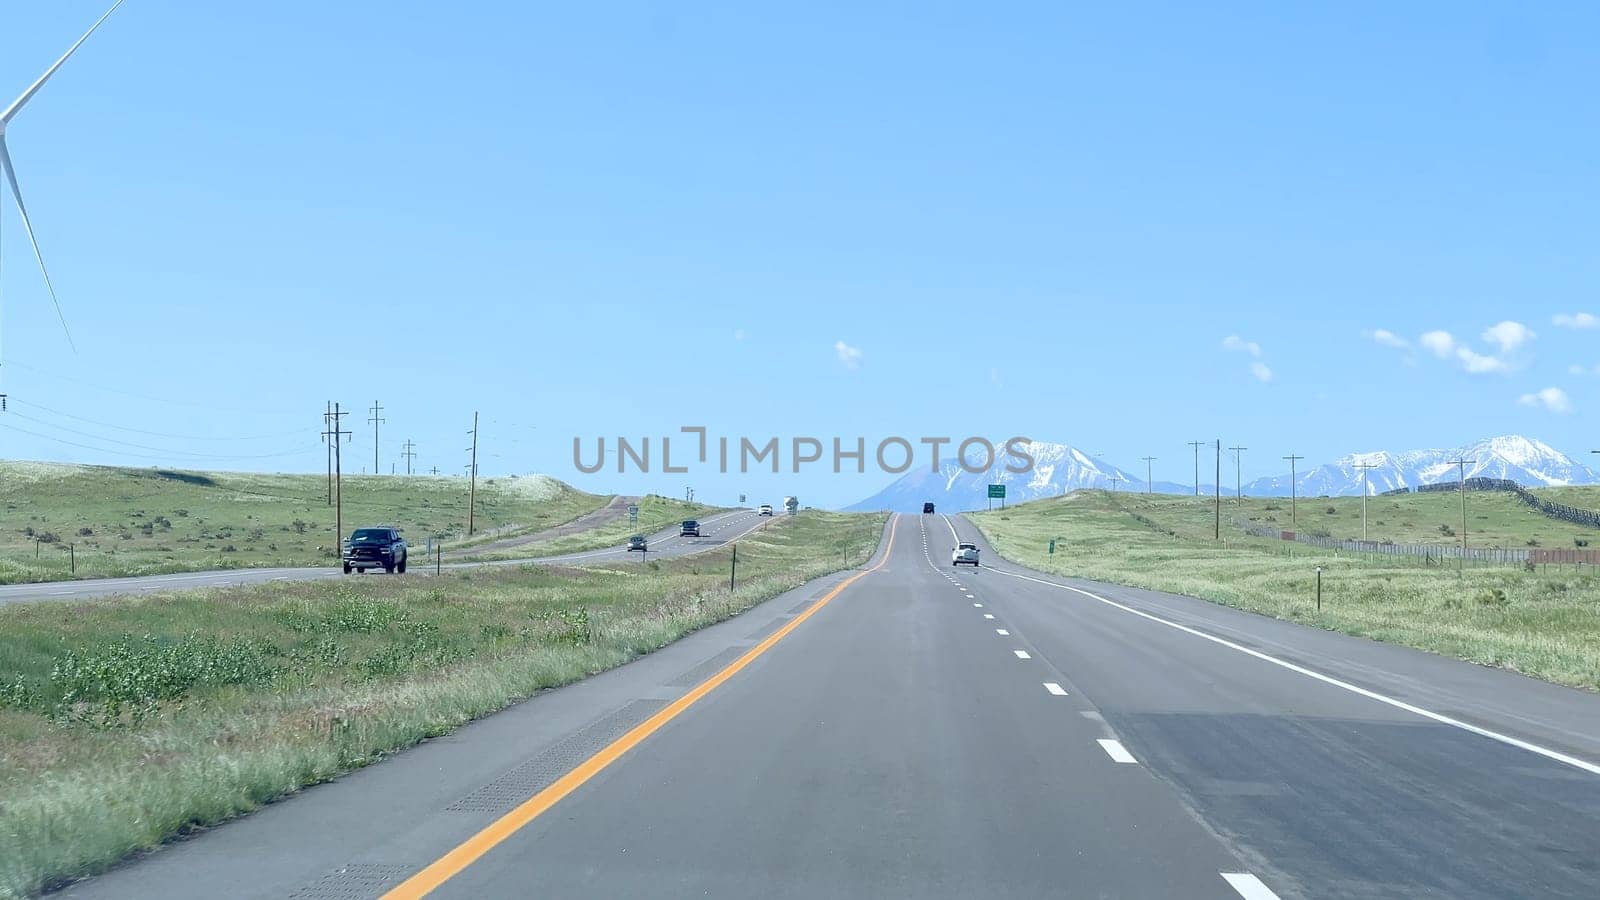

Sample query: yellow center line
[382,513,901,899]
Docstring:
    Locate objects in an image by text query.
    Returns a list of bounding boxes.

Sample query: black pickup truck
[343,526,407,574]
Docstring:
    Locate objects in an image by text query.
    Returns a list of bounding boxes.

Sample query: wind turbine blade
[1,0,126,125]
[0,136,76,352]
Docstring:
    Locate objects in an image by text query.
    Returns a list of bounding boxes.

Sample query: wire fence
[1231,519,1533,567]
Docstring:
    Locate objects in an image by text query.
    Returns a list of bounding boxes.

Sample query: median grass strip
[0,510,885,899]
[0,463,609,583]
[969,492,1600,692]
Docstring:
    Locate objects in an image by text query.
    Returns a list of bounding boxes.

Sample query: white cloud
[1519,387,1572,413]
[1222,335,1262,357]
[1554,312,1598,330]
[1419,331,1456,358]
[1571,364,1588,376]
[1456,347,1509,374]
[1250,361,1274,383]
[834,340,862,370]
[1481,320,1535,354]
[1367,329,1410,349]
[733,328,747,341]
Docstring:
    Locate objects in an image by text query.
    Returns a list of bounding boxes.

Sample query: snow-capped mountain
[1242,435,1597,497]
[844,440,1184,512]
[843,435,1597,510]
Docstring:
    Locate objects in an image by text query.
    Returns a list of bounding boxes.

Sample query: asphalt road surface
[0,509,771,607]
[55,513,1600,899]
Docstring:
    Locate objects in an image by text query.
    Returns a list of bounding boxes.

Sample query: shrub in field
[48,633,281,725]
[555,608,593,645]
[77,527,93,537]
[1476,587,1511,609]
[1439,524,1456,537]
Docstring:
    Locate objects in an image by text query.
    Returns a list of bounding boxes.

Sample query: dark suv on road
[343,527,407,574]
[680,519,701,537]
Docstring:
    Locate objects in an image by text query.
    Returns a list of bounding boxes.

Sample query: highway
[0,509,770,606]
[55,513,1600,899]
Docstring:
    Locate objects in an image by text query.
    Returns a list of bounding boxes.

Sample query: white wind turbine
[0,0,127,359]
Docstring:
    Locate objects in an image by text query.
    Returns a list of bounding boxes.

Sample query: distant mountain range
[844,435,1599,512]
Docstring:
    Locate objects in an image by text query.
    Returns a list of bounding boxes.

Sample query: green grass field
[0,509,886,898]
[968,491,1600,694]
[0,462,609,583]
[1231,488,1600,548]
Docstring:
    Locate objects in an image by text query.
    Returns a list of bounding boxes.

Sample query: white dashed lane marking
[1043,682,1067,696]
[1097,739,1138,764]
[1012,650,1031,659]
[1220,872,1281,899]
[996,629,1009,635]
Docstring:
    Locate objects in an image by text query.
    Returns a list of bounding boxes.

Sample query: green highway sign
[988,484,1006,499]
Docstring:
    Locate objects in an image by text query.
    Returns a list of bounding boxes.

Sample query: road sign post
[988,484,1006,511]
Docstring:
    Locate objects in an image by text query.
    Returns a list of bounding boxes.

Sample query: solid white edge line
[1220,872,1281,900]
[1013,649,1030,659]
[1097,738,1137,764]
[987,565,1600,777]
[1044,682,1068,696]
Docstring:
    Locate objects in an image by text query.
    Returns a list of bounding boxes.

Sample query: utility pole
[466,412,479,535]
[323,401,334,505]
[1187,441,1204,496]
[1283,454,1304,527]
[1214,439,1221,540]
[430,465,439,476]
[1109,472,1124,492]
[1228,446,1248,499]
[1141,456,1156,495]
[1448,458,1474,572]
[1353,462,1377,542]
[320,402,352,558]
[368,401,385,476]
[402,439,417,475]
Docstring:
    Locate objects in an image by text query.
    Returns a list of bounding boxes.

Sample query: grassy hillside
[969,491,1600,693]
[1230,489,1600,548]
[1531,485,1600,512]
[0,509,887,897]
[0,463,608,583]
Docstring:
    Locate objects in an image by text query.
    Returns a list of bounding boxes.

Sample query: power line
[0,409,311,460]
[466,412,479,535]
[1447,457,1475,573]
[1282,454,1305,527]
[0,359,300,415]
[0,419,314,463]
[368,400,385,476]
[402,439,417,476]
[5,397,304,441]
[322,403,353,558]
[1353,462,1377,542]
[1228,446,1248,499]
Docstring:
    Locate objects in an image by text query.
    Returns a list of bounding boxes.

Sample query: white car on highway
[951,542,980,566]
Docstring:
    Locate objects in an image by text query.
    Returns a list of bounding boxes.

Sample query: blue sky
[0,1,1597,508]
